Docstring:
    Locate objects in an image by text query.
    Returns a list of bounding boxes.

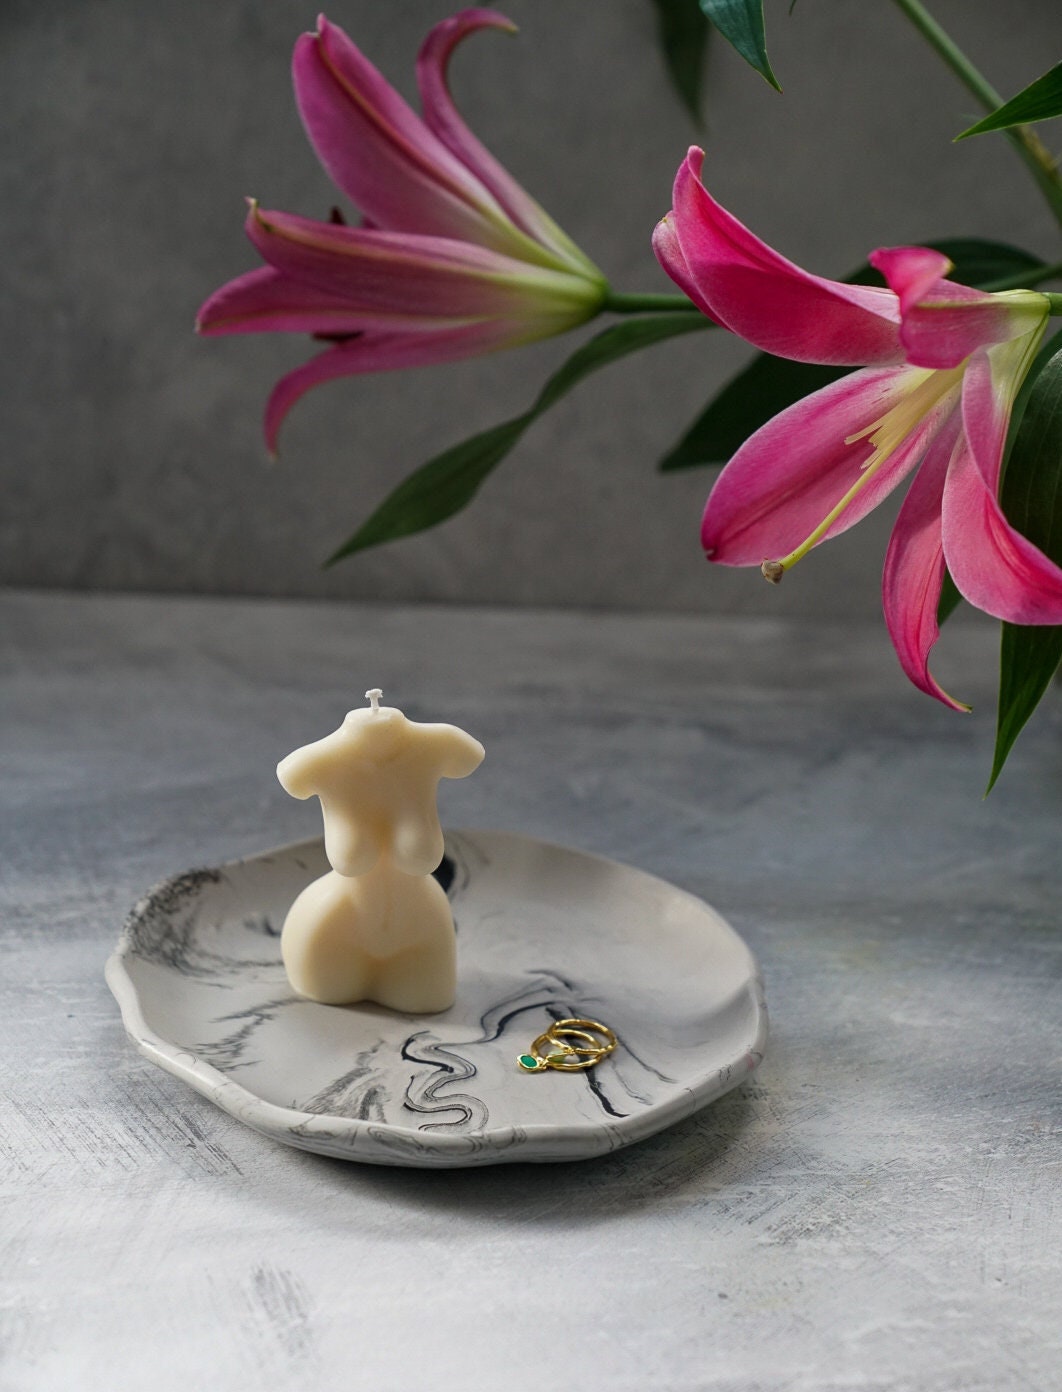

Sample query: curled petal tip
[869,245,954,284]
[243,199,267,238]
[873,246,951,319]
[929,686,972,714]
[444,9,518,34]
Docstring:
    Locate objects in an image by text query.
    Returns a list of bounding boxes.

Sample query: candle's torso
[277,700,484,1011]
[277,707,484,877]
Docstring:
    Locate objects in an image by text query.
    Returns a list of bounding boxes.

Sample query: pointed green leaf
[652,0,711,125]
[700,0,780,91]
[325,314,713,563]
[659,238,1047,471]
[987,329,1062,792]
[957,61,1062,139]
[990,625,1062,793]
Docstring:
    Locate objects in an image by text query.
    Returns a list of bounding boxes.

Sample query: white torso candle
[277,690,484,1011]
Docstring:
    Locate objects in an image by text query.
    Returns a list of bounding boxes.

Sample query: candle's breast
[278,710,484,877]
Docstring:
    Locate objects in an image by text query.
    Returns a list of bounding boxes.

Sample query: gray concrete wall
[3,0,1058,617]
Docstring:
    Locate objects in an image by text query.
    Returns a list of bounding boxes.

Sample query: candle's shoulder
[405,720,486,779]
[276,727,346,798]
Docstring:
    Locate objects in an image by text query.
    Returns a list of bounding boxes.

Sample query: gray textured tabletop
[3,589,1060,1392]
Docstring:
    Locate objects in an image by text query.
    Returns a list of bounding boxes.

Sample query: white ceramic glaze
[106,831,767,1168]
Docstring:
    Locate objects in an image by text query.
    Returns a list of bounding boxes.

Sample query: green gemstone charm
[517,1053,545,1072]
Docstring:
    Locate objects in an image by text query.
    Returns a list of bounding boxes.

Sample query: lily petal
[651,216,725,325]
[958,334,1045,495]
[702,366,946,564]
[416,9,601,278]
[198,266,374,335]
[869,246,954,309]
[881,413,969,711]
[264,318,557,454]
[293,17,517,254]
[659,149,903,365]
[870,247,1049,369]
[245,205,602,321]
[942,342,1062,623]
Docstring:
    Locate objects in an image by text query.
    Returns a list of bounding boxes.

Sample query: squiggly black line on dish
[400,1037,487,1131]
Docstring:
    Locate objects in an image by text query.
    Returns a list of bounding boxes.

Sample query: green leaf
[652,0,711,125]
[990,625,1062,793]
[957,61,1062,139]
[659,238,1047,471]
[326,314,713,563]
[700,0,781,92]
[987,330,1062,792]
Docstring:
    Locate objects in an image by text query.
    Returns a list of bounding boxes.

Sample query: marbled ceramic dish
[106,830,767,1167]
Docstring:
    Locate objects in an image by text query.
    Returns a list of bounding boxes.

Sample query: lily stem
[602,292,704,314]
[1046,293,1062,315]
[891,0,1062,235]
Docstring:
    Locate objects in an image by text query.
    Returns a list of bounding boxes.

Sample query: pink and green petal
[881,414,969,711]
[245,205,601,321]
[197,266,374,336]
[958,336,1046,493]
[416,9,601,278]
[661,149,903,365]
[702,366,945,565]
[870,247,1049,369]
[293,18,517,254]
[942,439,1062,624]
[942,345,1062,624]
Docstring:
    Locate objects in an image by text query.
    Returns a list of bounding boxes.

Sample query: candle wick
[365,688,383,713]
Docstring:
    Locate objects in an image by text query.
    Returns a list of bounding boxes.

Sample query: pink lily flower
[653,147,1056,710]
[197,10,606,453]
